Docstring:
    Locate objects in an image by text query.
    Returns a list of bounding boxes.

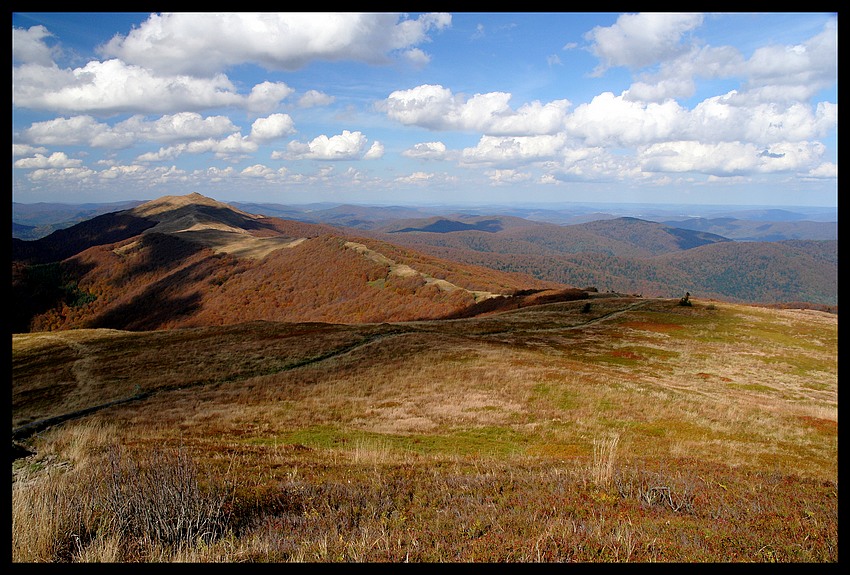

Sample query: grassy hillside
[11,194,567,333]
[12,296,837,562]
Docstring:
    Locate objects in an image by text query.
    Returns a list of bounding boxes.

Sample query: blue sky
[12,12,837,207]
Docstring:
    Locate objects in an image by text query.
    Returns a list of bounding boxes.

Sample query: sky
[11,12,838,208]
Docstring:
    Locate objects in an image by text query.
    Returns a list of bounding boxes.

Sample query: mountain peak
[131,192,248,218]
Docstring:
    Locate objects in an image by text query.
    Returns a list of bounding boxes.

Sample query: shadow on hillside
[11,213,157,265]
[83,233,219,330]
[11,258,99,334]
[87,286,203,331]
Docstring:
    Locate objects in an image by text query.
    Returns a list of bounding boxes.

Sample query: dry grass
[12,297,838,562]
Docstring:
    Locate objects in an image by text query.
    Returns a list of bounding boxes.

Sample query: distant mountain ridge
[11,194,838,329]
[11,193,569,333]
[660,217,836,241]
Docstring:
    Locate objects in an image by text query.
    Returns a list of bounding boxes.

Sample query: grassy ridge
[12,296,837,562]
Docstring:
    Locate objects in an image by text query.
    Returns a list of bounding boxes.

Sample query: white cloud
[395,171,434,184]
[566,92,685,147]
[12,143,48,156]
[23,115,130,147]
[13,58,245,114]
[297,90,335,108]
[240,164,288,180]
[22,113,240,151]
[807,162,837,179]
[618,19,836,108]
[99,13,451,76]
[585,12,704,74]
[402,141,448,160]
[624,45,744,103]
[137,132,259,162]
[190,133,259,159]
[639,140,826,176]
[98,164,150,179]
[14,151,82,169]
[281,130,380,160]
[12,25,58,66]
[687,95,837,145]
[363,141,384,160]
[460,134,567,166]
[245,81,295,114]
[402,48,431,67]
[195,166,235,183]
[120,113,240,143]
[487,169,532,185]
[562,89,835,152]
[136,145,186,162]
[11,29,293,115]
[742,20,837,103]
[249,114,296,143]
[29,166,97,182]
[382,84,570,135]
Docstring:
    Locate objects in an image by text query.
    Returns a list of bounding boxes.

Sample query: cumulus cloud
[563,90,837,151]
[12,25,58,66]
[122,113,240,142]
[11,28,294,115]
[401,48,431,67]
[402,141,448,160]
[240,164,288,180]
[487,169,532,185]
[14,151,82,169]
[624,45,744,103]
[639,140,827,176]
[395,171,434,184]
[585,12,704,74]
[245,81,295,114]
[280,130,381,160]
[249,114,296,143]
[460,134,567,166]
[297,90,335,108]
[137,133,259,162]
[742,20,837,103]
[22,113,239,149]
[382,84,570,135]
[12,143,48,156]
[807,162,837,179]
[363,141,384,160]
[615,18,836,108]
[99,12,451,76]
[13,58,246,114]
[566,92,685,147]
[29,166,97,182]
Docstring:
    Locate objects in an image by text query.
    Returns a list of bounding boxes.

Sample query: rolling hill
[362,216,837,307]
[11,193,838,336]
[12,295,837,562]
[11,193,570,333]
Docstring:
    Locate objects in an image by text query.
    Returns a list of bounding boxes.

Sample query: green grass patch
[532,382,580,411]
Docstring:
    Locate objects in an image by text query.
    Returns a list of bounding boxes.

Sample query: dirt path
[344,241,500,302]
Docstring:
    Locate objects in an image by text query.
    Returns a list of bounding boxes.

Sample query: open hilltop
[12,293,837,562]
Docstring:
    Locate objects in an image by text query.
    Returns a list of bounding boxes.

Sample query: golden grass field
[11,295,838,562]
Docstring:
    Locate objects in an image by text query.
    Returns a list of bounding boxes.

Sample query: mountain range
[11,193,837,333]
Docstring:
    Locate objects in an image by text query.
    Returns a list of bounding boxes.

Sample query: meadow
[12,295,838,562]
